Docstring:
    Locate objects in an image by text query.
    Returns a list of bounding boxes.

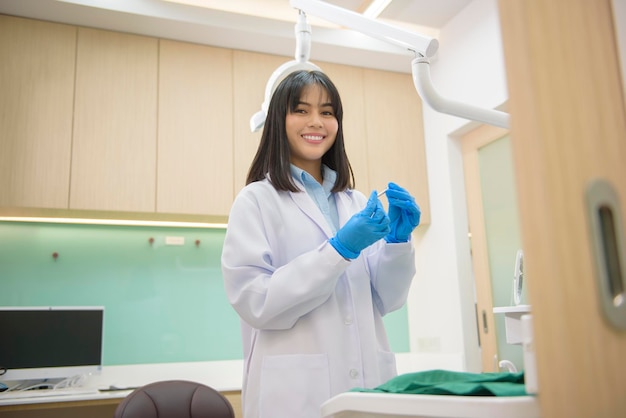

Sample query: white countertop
[0,360,244,407]
[0,353,469,408]
[0,388,131,407]
[321,392,541,418]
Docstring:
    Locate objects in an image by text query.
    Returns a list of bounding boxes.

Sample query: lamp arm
[289,0,510,129]
[289,0,438,57]
[294,10,311,62]
[249,10,320,132]
[412,56,510,128]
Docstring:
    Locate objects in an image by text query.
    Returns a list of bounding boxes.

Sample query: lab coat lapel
[334,190,355,226]
[288,190,334,238]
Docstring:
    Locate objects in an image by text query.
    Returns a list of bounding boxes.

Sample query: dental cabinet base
[0,395,123,418]
[321,392,540,418]
[0,390,242,418]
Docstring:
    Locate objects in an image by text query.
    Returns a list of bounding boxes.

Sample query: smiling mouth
[302,134,324,142]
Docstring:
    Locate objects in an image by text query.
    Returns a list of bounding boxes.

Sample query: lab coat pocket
[259,353,330,418]
[377,350,398,384]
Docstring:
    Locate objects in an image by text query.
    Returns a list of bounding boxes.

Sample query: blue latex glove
[329,191,391,259]
[384,182,421,243]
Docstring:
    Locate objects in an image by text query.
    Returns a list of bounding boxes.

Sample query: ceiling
[161,0,472,29]
[0,0,473,73]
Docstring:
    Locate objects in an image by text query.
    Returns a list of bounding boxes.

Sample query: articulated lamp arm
[289,0,510,129]
[290,0,438,57]
[412,56,510,128]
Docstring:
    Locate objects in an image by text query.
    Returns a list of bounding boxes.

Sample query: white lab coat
[221,178,416,418]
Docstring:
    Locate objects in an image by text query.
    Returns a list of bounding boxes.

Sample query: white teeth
[302,135,323,140]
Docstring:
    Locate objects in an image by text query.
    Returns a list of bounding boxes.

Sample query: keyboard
[0,387,100,400]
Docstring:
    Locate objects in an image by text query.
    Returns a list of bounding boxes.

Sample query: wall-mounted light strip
[0,216,228,229]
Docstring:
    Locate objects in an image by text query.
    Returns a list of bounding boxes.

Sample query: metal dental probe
[371,189,388,217]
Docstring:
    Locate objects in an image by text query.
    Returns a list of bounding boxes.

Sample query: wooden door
[499,0,626,416]
[462,124,510,372]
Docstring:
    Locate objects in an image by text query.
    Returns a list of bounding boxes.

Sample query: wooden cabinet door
[71,28,158,212]
[363,69,430,225]
[158,40,233,216]
[320,62,370,194]
[0,16,75,209]
[232,51,288,193]
[499,0,626,416]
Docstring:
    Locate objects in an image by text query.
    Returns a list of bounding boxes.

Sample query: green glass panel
[383,304,410,353]
[478,135,526,371]
[1,221,411,365]
[0,222,241,365]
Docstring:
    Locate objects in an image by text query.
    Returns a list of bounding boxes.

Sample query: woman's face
[285,84,338,175]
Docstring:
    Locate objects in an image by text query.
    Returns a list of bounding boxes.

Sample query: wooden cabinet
[70,28,158,212]
[158,40,233,216]
[1,16,429,223]
[232,50,287,192]
[362,69,429,224]
[0,390,242,418]
[320,62,370,193]
[0,16,75,209]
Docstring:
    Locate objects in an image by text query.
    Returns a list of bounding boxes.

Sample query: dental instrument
[369,189,388,218]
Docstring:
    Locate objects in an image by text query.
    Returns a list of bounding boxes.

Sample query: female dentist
[221,70,420,418]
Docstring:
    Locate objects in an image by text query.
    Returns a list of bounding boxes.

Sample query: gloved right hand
[329,191,391,259]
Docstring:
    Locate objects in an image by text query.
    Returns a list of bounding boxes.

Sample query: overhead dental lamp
[249,10,321,132]
[281,0,510,129]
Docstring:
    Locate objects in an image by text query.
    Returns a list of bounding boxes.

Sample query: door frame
[460,123,509,372]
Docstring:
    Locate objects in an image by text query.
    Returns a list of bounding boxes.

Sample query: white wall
[407,0,508,373]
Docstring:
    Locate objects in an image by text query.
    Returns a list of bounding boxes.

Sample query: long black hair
[246,70,355,192]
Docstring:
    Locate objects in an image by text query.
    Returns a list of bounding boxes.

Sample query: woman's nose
[308,113,323,127]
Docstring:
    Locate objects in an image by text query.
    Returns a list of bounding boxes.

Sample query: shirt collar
[290,164,337,195]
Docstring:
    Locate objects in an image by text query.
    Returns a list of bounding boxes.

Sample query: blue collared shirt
[290,164,340,234]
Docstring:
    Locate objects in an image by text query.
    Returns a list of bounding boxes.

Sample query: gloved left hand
[329,191,391,259]
[384,182,421,243]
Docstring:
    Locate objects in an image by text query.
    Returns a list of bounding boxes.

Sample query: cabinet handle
[586,179,626,330]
